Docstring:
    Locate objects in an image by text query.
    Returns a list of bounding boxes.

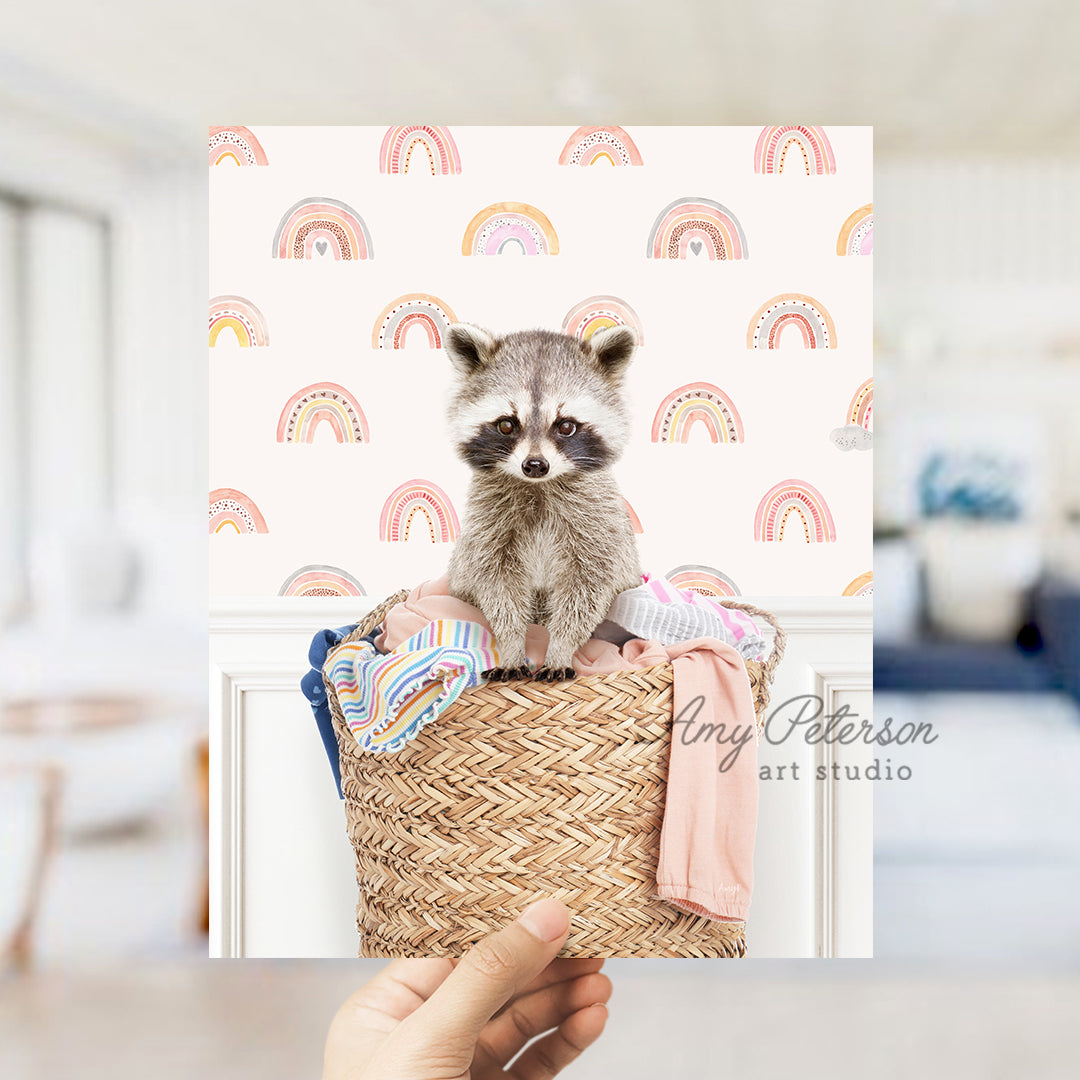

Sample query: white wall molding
[751,619,874,958]
[809,662,874,958]
[210,661,314,959]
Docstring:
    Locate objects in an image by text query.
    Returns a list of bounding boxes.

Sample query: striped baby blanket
[327,619,500,753]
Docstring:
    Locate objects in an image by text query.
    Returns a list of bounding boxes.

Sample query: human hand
[323,898,610,1079]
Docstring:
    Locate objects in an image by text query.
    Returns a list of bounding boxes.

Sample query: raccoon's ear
[587,325,637,379]
[445,323,497,376]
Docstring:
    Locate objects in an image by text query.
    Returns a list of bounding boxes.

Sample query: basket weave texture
[325,588,786,958]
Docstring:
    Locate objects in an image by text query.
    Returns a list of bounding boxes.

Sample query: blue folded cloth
[300,622,380,798]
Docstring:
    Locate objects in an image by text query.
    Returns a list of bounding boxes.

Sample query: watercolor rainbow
[379,480,459,543]
[379,126,461,175]
[651,382,744,444]
[558,126,643,167]
[209,295,269,348]
[837,203,873,255]
[754,126,836,175]
[462,202,559,256]
[209,488,268,534]
[754,479,836,543]
[842,571,873,597]
[666,565,741,598]
[646,197,748,261]
[562,295,644,345]
[623,498,644,534]
[372,293,458,349]
[272,197,373,260]
[278,565,366,598]
[747,293,837,349]
[208,126,268,166]
[848,377,873,431]
[276,383,371,444]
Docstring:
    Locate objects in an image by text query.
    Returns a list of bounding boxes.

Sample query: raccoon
[445,324,642,682]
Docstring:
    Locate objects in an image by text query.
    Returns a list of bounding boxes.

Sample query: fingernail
[516,898,569,942]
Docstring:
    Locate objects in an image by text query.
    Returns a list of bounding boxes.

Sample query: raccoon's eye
[554,418,577,437]
[495,417,516,436]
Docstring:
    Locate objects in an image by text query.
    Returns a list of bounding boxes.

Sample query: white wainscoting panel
[210,595,872,959]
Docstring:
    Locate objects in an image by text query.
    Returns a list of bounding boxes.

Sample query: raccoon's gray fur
[445,323,642,682]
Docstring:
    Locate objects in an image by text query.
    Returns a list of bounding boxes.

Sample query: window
[0,193,112,622]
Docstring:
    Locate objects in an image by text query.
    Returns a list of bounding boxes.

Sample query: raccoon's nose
[522,457,549,478]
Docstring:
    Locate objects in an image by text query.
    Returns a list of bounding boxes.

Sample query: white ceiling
[1,0,1079,157]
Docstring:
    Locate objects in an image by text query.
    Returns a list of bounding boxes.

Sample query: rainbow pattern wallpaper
[209,125,872,599]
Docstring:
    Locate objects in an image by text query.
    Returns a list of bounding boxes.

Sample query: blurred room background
[2,1,1079,1077]
[0,46,207,968]
[873,159,1080,964]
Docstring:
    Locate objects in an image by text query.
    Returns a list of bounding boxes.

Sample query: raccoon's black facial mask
[554,419,610,471]
[459,415,520,468]
[458,411,611,475]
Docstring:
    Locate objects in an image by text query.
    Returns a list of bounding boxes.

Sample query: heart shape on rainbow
[271,196,374,260]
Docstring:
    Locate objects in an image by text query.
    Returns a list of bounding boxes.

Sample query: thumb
[394,898,570,1063]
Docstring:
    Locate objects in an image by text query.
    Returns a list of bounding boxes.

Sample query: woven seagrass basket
[324,588,785,958]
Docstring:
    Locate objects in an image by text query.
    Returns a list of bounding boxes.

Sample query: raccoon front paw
[533,665,577,683]
[482,665,532,682]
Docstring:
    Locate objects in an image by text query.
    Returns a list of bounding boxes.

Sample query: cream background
[209,125,872,598]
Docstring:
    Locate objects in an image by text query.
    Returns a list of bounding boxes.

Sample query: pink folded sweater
[376,577,759,924]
